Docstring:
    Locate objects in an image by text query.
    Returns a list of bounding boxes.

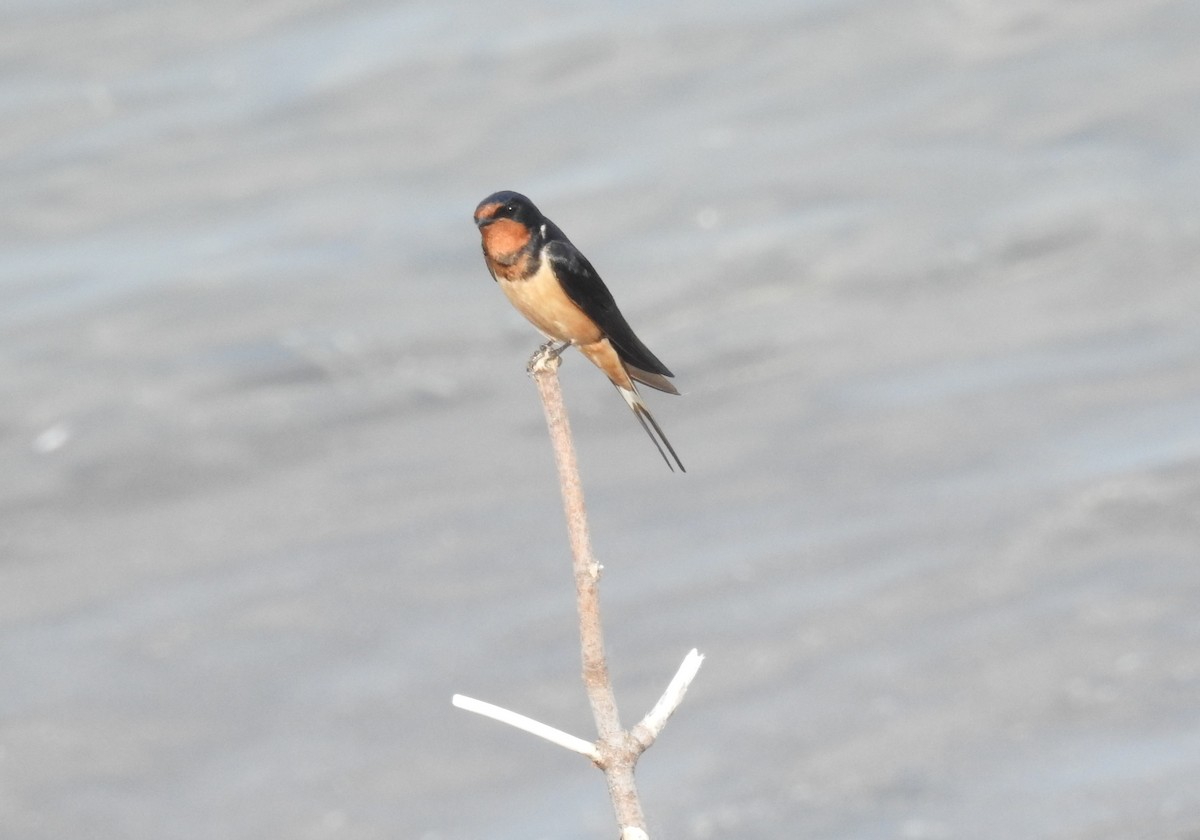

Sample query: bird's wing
[543,234,674,378]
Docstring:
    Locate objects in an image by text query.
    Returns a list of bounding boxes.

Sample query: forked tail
[616,385,685,473]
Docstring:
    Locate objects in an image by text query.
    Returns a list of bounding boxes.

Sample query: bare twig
[632,649,705,749]
[451,694,600,760]
[452,344,703,838]
[526,345,647,833]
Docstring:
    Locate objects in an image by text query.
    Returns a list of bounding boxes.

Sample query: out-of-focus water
[3,1,1200,838]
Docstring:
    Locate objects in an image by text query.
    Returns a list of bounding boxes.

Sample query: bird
[473,190,684,472]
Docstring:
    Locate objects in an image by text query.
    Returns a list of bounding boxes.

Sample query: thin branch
[631,649,705,750]
[452,344,704,839]
[451,694,600,760]
[527,345,645,832]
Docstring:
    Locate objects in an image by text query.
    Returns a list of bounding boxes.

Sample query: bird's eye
[503,204,516,215]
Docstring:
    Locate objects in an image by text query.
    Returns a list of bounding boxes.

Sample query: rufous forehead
[474,201,503,222]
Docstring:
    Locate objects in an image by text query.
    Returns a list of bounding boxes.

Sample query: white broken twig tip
[633,649,705,747]
[621,829,650,840]
[452,694,600,761]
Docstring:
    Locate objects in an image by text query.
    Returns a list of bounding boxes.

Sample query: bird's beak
[474,215,496,229]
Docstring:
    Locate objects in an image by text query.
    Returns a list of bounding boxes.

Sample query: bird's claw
[527,340,568,375]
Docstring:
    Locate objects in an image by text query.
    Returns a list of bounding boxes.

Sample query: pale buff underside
[497,257,634,391]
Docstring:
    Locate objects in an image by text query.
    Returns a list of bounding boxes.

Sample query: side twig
[451,694,600,760]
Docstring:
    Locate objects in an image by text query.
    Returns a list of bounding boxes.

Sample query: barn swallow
[473,190,684,472]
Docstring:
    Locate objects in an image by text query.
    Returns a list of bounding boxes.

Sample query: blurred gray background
[3,1,1200,838]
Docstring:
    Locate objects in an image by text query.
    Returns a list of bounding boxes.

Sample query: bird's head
[473,191,541,230]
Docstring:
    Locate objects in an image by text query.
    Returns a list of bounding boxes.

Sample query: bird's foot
[527,340,568,375]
